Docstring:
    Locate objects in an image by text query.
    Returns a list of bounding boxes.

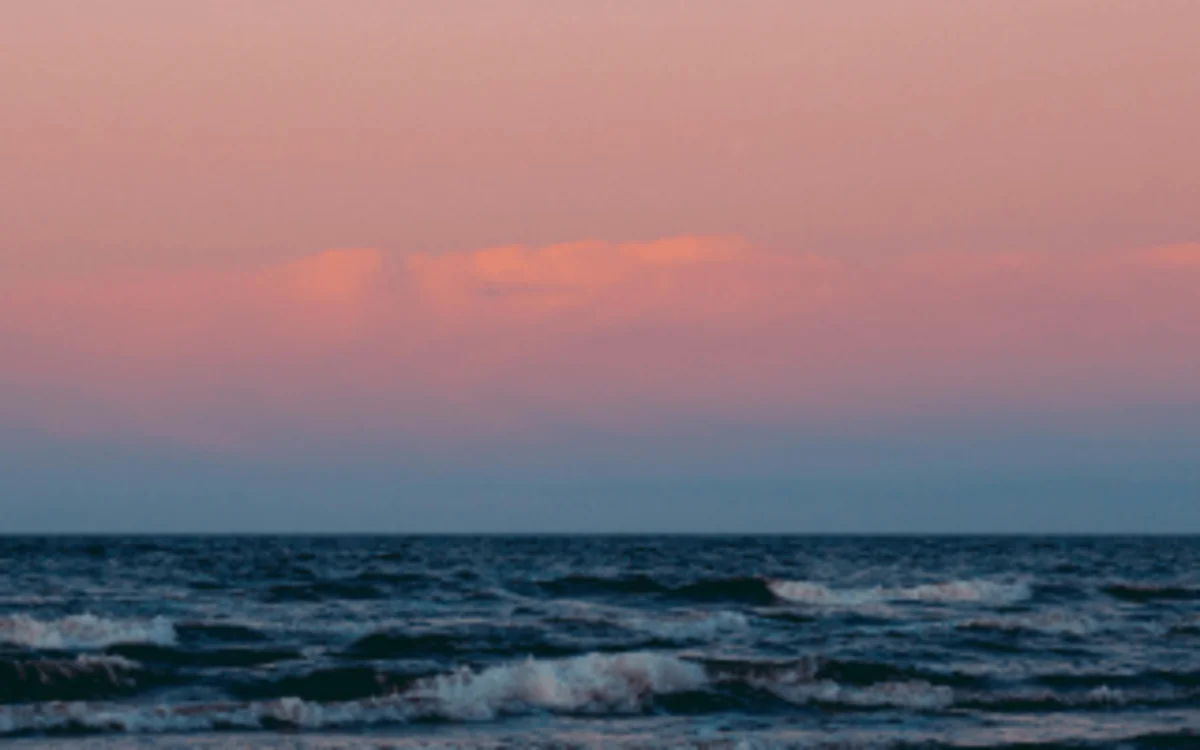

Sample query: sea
[1,535,1198,749]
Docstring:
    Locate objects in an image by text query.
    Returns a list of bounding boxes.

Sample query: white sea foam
[623,611,750,642]
[0,651,710,735]
[719,659,954,711]
[0,652,960,736]
[0,614,176,650]
[18,647,1114,736]
[962,684,1131,709]
[768,579,1030,607]
[405,651,710,720]
[959,610,1096,637]
[550,601,749,643]
[761,678,955,710]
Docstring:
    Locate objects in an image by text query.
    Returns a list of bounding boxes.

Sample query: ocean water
[1,536,1199,749]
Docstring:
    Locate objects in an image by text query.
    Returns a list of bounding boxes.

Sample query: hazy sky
[2,2,1198,532]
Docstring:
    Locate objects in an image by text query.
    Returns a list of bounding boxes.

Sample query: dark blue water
[2,536,1199,748]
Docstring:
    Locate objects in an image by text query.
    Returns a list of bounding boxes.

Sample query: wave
[352,570,440,587]
[536,574,666,597]
[952,685,1187,712]
[106,643,302,669]
[265,581,385,602]
[1168,615,1200,637]
[175,622,271,644]
[957,610,1096,637]
[346,631,474,660]
[768,579,1031,607]
[531,574,1029,609]
[0,614,176,651]
[345,629,580,661]
[346,607,750,663]
[757,678,954,711]
[0,651,955,735]
[0,652,709,735]
[6,648,1198,737]
[669,577,777,605]
[1104,583,1200,603]
[231,666,418,703]
[805,658,986,690]
[620,611,749,642]
[0,655,145,704]
[534,575,777,605]
[404,651,709,720]
[548,601,749,645]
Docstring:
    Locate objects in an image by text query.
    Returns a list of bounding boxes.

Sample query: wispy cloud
[2,237,1197,451]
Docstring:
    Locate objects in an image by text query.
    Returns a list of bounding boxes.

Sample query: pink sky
[3,239,1198,453]
[2,2,1199,459]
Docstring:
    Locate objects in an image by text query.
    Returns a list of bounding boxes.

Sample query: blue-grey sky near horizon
[3,414,1198,532]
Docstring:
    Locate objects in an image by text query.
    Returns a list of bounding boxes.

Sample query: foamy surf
[0,614,176,650]
[0,652,707,734]
[2,535,1195,747]
[0,650,966,736]
[767,579,1031,607]
[552,602,750,643]
[406,651,709,720]
[757,678,955,711]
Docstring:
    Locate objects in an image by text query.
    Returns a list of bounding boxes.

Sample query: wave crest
[0,652,709,735]
[760,677,954,710]
[768,579,1030,607]
[406,651,708,720]
[0,614,176,651]
[959,610,1095,637]
[0,655,143,703]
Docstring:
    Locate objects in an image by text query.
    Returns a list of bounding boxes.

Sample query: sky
[2,1,1198,532]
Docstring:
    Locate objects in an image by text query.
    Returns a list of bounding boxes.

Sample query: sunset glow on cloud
[3,237,1197,452]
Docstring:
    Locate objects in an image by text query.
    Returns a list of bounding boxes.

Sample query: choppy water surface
[2,536,1199,748]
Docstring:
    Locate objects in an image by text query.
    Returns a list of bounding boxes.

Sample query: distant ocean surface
[2,536,1199,749]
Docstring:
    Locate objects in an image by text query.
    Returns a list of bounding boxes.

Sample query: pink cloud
[1139,244,1200,269]
[1,237,1197,451]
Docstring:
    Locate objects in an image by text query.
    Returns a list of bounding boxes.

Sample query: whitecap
[0,651,710,735]
[763,679,955,710]
[768,579,1030,607]
[405,651,710,720]
[0,613,176,650]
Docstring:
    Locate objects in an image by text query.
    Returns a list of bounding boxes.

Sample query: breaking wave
[4,536,1198,745]
[0,652,709,735]
[958,610,1096,637]
[0,614,176,651]
[3,647,1197,737]
[757,678,954,711]
[0,655,145,704]
[404,651,708,720]
[533,575,1030,609]
[768,579,1031,607]
[548,602,750,644]
[0,650,968,736]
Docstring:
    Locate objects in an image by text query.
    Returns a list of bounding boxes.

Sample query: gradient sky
[2,2,1199,532]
